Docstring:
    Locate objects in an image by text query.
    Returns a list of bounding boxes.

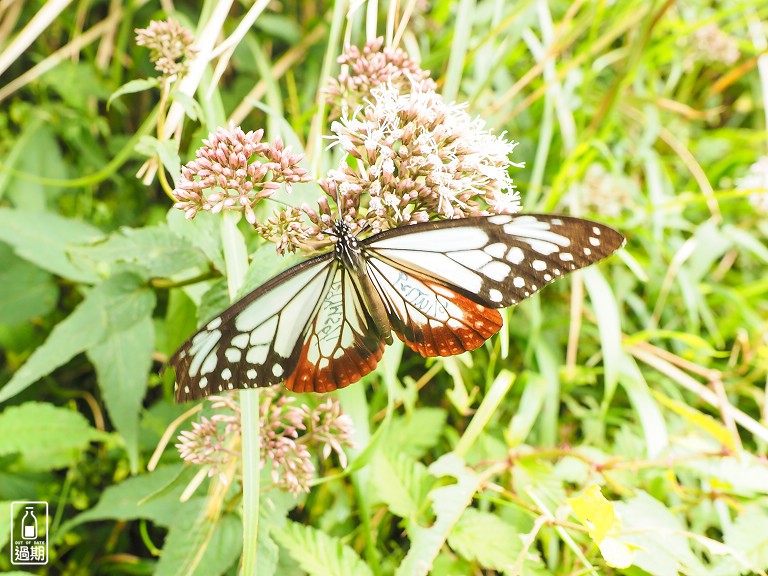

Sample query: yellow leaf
[652,390,737,451]
[568,484,619,544]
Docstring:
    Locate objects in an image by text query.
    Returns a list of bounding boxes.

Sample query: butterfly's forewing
[171,254,336,401]
[363,214,625,356]
[285,266,385,393]
[366,256,503,357]
[364,214,625,308]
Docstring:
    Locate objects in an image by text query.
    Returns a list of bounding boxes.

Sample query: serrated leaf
[58,464,197,536]
[652,390,737,451]
[273,520,373,576]
[87,315,154,474]
[0,208,103,282]
[155,511,242,576]
[395,454,484,576]
[724,507,768,570]
[568,484,619,544]
[371,450,432,520]
[0,246,57,324]
[680,454,768,496]
[447,509,529,573]
[107,78,159,107]
[166,210,226,273]
[383,408,447,459]
[0,402,109,469]
[0,273,155,402]
[254,491,296,576]
[614,491,707,576]
[70,224,209,279]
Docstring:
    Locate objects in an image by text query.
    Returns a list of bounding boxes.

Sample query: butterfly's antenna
[355,220,371,237]
[264,197,292,209]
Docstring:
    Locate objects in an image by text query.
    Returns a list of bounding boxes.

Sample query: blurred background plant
[1,1,768,575]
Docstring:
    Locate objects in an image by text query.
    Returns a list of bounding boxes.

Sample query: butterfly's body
[171,214,625,402]
[333,220,393,345]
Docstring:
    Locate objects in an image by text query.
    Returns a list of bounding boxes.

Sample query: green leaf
[614,491,707,576]
[0,246,58,324]
[0,273,155,402]
[107,78,159,108]
[0,208,104,283]
[681,454,768,497]
[396,454,484,576]
[155,511,242,576]
[381,408,447,459]
[255,491,299,576]
[724,507,768,571]
[448,508,539,573]
[505,372,547,446]
[371,450,433,520]
[273,520,373,576]
[167,210,226,273]
[87,315,154,474]
[3,123,68,210]
[0,402,109,469]
[58,464,197,536]
[582,267,622,406]
[70,224,209,279]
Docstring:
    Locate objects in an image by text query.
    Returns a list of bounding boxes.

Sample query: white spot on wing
[532,260,547,271]
[559,253,574,262]
[481,260,512,281]
[593,226,601,235]
[489,289,503,302]
[506,246,524,264]
[513,277,525,288]
[225,348,242,363]
[272,364,284,377]
[589,237,600,246]
[206,317,222,330]
[452,250,493,270]
[245,345,268,365]
[484,242,507,258]
[247,369,257,379]
[199,377,208,389]
[221,368,232,380]
[231,333,249,349]
[488,214,513,225]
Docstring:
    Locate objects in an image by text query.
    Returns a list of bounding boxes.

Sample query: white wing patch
[365,214,626,309]
[171,255,337,401]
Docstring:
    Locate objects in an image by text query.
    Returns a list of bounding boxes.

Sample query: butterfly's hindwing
[285,266,385,393]
[171,254,336,401]
[364,214,625,309]
[366,256,503,357]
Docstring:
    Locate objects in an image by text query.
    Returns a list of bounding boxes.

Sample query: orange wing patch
[395,281,502,357]
[285,340,385,393]
[284,269,386,393]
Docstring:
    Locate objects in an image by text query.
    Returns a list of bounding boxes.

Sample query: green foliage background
[1,1,768,575]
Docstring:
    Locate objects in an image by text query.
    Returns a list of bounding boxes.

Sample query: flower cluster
[691,23,740,66]
[175,396,241,484]
[135,18,197,78]
[172,123,310,224]
[321,83,523,232]
[736,157,768,214]
[176,391,355,495]
[324,37,436,119]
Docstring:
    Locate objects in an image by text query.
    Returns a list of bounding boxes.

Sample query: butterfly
[170,213,625,401]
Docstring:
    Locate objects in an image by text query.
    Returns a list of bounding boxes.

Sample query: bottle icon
[21,506,37,539]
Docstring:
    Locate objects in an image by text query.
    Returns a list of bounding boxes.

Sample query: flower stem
[219,212,257,575]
